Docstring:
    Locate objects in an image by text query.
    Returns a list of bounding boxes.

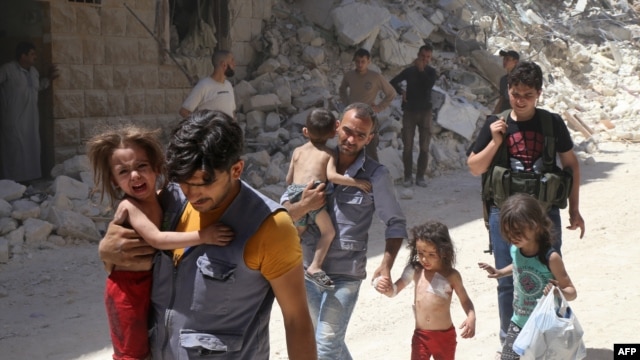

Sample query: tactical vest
[150,182,283,360]
[481,109,573,210]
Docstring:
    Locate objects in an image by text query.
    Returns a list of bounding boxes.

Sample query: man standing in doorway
[390,44,437,188]
[493,50,519,113]
[283,103,407,360]
[179,50,236,118]
[339,48,396,161]
[0,41,58,182]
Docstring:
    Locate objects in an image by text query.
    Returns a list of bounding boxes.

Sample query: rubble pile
[234,0,639,190]
[1,0,639,263]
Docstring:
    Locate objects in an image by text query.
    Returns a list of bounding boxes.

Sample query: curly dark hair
[407,220,456,271]
[166,110,243,184]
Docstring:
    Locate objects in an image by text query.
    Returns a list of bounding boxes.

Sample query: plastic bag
[512,287,586,360]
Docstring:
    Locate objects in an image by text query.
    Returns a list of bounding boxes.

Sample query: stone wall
[46,0,272,165]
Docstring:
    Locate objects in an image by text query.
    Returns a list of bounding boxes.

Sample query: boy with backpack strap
[467,61,585,347]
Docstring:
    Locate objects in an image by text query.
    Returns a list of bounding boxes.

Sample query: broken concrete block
[0,199,11,218]
[331,3,390,46]
[11,199,41,221]
[0,218,18,236]
[247,94,282,112]
[0,180,26,202]
[53,175,89,201]
[24,218,55,245]
[47,207,101,242]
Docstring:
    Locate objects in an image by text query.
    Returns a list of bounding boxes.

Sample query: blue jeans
[305,275,362,360]
[489,205,562,344]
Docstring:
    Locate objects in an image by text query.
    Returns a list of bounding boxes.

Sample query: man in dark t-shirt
[493,50,519,113]
[390,44,438,188]
[467,61,585,354]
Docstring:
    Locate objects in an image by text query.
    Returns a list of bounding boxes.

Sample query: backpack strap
[478,109,512,254]
[492,109,511,168]
[538,109,556,173]
[481,109,510,201]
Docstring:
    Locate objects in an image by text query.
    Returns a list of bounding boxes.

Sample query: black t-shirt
[471,109,573,172]
[390,65,437,111]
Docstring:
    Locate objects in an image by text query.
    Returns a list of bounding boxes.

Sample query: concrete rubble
[1,0,639,263]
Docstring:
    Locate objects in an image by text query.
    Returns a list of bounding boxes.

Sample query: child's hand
[355,179,372,193]
[372,276,394,297]
[478,262,499,278]
[543,279,559,296]
[459,316,476,339]
[200,223,234,246]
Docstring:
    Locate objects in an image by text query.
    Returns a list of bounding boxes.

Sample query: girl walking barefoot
[374,221,476,360]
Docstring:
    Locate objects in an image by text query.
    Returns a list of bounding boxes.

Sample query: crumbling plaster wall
[47,0,272,166]
[229,0,273,79]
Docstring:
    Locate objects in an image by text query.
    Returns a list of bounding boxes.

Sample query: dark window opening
[169,0,229,56]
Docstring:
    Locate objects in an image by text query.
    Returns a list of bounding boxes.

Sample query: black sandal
[305,270,335,290]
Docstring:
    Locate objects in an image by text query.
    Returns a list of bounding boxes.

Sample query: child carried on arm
[286,108,372,289]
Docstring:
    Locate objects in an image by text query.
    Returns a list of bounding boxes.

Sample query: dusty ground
[0,141,638,359]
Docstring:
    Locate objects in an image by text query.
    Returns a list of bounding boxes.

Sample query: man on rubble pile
[493,49,519,113]
[179,50,236,118]
[339,48,397,161]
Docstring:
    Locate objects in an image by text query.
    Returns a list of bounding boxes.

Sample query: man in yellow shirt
[99,110,316,359]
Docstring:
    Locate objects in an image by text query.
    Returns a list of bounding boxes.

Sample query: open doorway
[0,0,54,180]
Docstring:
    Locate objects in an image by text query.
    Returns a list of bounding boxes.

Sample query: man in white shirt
[0,42,58,182]
[179,50,236,118]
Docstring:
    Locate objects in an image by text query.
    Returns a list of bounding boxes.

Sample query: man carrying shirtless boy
[286,108,372,289]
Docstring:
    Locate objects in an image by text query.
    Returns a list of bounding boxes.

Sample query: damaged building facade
[3,0,639,182]
[0,0,273,175]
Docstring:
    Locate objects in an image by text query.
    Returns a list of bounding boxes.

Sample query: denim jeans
[489,205,562,344]
[305,275,362,360]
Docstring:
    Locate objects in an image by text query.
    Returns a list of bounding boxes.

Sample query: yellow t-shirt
[173,202,302,280]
